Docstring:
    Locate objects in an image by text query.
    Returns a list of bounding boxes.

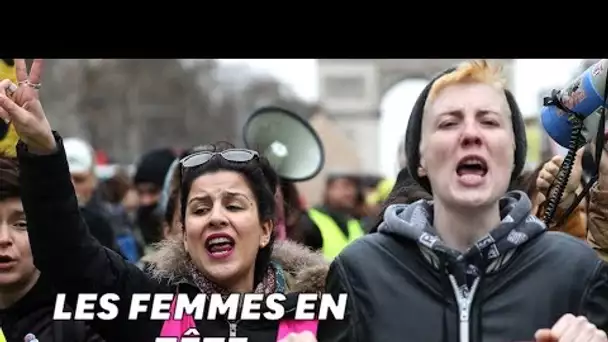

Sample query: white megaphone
[541,59,608,148]
[243,106,324,182]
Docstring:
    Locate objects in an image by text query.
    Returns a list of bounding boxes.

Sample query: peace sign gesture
[0,59,56,154]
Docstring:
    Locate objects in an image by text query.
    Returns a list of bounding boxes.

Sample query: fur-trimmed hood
[144,238,329,293]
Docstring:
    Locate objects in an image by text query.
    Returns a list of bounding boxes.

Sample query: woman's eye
[193,207,210,215]
[482,120,499,126]
[439,121,456,128]
[13,221,27,230]
[226,204,243,211]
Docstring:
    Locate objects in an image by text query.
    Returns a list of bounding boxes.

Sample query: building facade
[316,59,515,173]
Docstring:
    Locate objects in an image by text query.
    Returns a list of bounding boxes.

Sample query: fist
[278,331,317,342]
[535,314,607,342]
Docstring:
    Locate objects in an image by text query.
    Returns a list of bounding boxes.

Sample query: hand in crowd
[536,148,584,208]
[278,332,317,342]
[535,314,607,342]
[0,58,56,154]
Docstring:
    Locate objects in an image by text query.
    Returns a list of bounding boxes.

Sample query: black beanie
[405,67,527,194]
[134,148,178,188]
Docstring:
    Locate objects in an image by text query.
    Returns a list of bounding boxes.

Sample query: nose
[460,121,483,148]
[0,224,12,248]
[208,206,229,228]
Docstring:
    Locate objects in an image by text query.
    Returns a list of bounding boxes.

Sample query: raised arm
[0,59,166,341]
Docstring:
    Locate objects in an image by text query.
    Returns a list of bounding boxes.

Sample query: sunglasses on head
[179,149,260,169]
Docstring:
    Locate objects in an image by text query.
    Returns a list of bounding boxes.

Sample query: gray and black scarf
[378,191,546,289]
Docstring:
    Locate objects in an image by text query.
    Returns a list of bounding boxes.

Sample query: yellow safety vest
[0,327,6,342]
[308,208,364,260]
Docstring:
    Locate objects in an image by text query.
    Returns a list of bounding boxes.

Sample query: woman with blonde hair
[317,60,608,342]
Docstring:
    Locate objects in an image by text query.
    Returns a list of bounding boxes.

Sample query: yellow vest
[0,59,19,158]
[0,327,6,342]
[308,208,364,260]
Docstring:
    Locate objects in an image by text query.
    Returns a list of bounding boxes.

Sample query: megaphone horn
[541,59,608,148]
[243,106,325,182]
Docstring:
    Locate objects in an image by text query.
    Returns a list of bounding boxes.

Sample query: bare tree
[39,59,89,138]
[37,59,316,164]
[76,59,237,163]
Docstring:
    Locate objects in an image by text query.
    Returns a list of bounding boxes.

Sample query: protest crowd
[0,58,606,342]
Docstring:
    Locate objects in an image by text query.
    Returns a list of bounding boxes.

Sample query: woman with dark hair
[0,59,328,342]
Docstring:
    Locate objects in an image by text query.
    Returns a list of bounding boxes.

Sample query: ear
[418,138,428,177]
[259,219,273,248]
[418,157,428,177]
[182,226,189,253]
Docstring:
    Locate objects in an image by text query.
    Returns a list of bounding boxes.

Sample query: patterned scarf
[185,260,287,296]
[380,191,547,290]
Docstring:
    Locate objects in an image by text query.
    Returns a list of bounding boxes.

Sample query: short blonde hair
[428,60,506,102]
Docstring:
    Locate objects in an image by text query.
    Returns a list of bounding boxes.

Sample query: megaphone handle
[542,117,585,225]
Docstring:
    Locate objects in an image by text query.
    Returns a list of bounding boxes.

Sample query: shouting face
[183,171,272,291]
[420,82,515,209]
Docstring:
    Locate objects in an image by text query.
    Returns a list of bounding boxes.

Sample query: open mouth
[456,156,488,178]
[205,234,235,259]
[0,255,16,269]
[0,255,15,263]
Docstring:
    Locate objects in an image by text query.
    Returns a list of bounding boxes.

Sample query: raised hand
[0,59,56,154]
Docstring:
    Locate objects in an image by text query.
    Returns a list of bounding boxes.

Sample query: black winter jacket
[17,135,329,342]
[317,193,608,342]
[0,275,104,342]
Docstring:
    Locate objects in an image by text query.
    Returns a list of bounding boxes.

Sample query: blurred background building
[316,59,515,175]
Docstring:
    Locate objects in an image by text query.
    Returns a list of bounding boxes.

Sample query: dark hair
[164,189,179,227]
[164,145,210,227]
[280,179,305,241]
[324,174,360,209]
[369,168,432,233]
[179,142,279,286]
[0,157,20,201]
[509,170,536,195]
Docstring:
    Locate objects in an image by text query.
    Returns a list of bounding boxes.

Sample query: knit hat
[134,148,178,188]
[405,67,527,194]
